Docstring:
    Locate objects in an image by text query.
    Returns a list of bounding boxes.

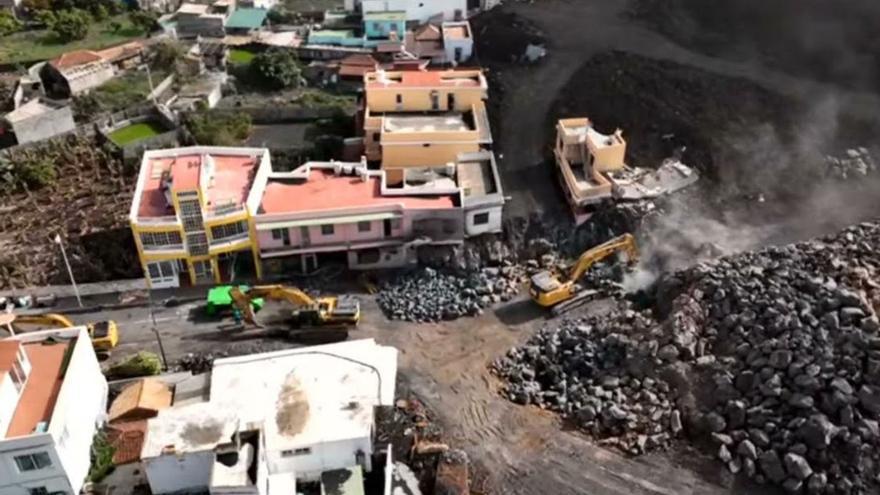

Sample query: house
[356,0,466,23]
[338,53,380,80]
[224,7,268,35]
[171,73,224,111]
[404,24,445,63]
[140,339,398,494]
[554,117,699,224]
[128,146,270,289]
[175,1,231,38]
[2,98,76,145]
[0,328,108,495]
[363,10,406,41]
[250,155,503,273]
[441,21,473,64]
[361,68,492,179]
[95,41,146,71]
[42,50,115,96]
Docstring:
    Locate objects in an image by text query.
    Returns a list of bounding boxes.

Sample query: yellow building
[362,69,492,184]
[128,146,271,288]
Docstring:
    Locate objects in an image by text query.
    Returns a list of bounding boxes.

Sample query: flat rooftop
[365,70,483,89]
[4,340,72,439]
[458,158,498,198]
[137,150,262,218]
[4,99,63,123]
[259,168,456,215]
[442,24,470,40]
[383,113,471,133]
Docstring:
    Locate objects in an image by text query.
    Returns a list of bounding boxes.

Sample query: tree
[21,0,51,14]
[184,110,252,146]
[49,9,90,42]
[109,20,122,33]
[251,48,302,90]
[128,10,158,35]
[151,40,185,69]
[91,4,109,21]
[0,11,22,36]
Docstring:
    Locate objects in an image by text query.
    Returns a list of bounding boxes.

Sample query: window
[357,249,380,265]
[27,488,48,495]
[473,212,490,226]
[372,132,380,143]
[357,221,371,232]
[281,447,312,457]
[321,224,335,236]
[210,221,247,241]
[140,231,183,249]
[372,22,381,32]
[272,228,291,246]
[395,94,402,104]
[14,452,52,472]
[271,229,283,240]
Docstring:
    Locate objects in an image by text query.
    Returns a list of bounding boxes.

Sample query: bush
[108,351,162,378]
[88,431,115,483]
[151,40,185,70]
[251,48,302,90]
[17,156,57,188]
[184,110,252,146]
[129,10,158,35]
[49,9,91,42]
[0,11,22,36]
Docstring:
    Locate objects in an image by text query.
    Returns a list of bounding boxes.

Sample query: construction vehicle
[228,285,360,331]
[7,313,119,355]
[204,285,265,317]
[530,234,639,314]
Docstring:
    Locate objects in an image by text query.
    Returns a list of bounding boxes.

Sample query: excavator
[227,285,360,338]
[530,233,639,315]
[5,313,119,357]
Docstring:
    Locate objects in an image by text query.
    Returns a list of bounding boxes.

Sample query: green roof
[363,10,407,21]
[226,8,268,29]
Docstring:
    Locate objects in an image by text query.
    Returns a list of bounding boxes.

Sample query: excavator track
[550,289,601,316]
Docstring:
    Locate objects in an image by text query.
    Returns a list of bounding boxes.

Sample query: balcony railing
[142,243,185,253]
[209,232,251,250]
[205,202,246,219]
[137,215,179,225]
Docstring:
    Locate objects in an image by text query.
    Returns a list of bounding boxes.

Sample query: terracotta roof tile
[107,420,148,465]
[51,50,103,70]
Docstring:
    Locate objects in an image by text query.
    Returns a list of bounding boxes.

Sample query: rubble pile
[825,148,876,180]
[495,221,880,492]
[377,266,525,322]
[492,310,681,455]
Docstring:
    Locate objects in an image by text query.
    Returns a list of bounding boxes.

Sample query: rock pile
[377,266,525,322]
[493,310,681,455]
[496,221,880,493]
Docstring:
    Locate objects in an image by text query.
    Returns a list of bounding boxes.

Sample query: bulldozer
[227,285,360,333]
[530,233,639,315]
[5,313,119,357]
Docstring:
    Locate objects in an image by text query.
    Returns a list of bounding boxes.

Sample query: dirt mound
[627,0,880,92]
[470,10,545,64]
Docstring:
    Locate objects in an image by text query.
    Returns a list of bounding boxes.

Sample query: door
[300,226,310,246]
[430,91,440,111]
[146,260,179,289]
[383,219,393,237]
[447,93,456,111]
[454,47,463,62]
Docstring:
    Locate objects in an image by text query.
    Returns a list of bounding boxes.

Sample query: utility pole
[53,234,82,308]
[147,288,167,370]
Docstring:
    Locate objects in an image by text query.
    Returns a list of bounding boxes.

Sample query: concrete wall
[381,142,480,169]
[144,450,215,494]
[66,63,115,95]
[0,439,70,495]
[361,0,465,22]
[347,245,412,269]
[48,334,108,494]
[265,436,372,482]
[364,18,405,39]
[257,217,403,252]
[444,33,473,64]
[365,83,483,112]
[11,106,76,145]
[0,374,18,443]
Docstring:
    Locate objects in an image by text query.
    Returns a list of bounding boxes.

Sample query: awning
[256,212,400,231]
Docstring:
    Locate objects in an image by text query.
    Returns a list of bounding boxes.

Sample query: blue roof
[226,8,268,29]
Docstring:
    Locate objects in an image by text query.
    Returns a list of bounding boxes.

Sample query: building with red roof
[0,328,108,495]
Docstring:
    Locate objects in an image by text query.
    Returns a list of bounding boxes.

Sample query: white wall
[347,245,413,270]
[444,33,473,64]
[145,451,216,494]
[0,436,71,495]
[266,436,372,482]
[0,375,19,438]
[464,205,502,236]
[361,0,466,22]
[48,334,108,494]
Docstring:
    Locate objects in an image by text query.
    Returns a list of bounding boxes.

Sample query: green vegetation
[0,135,119,193]
[251,48,302,90]
[108,351,162,378]
[229,48,257,65]
[296,88,356,110]
[152,39,186,69]
[73,69,168,120]
[109,121,166,145]
[282,0,342,11]
[88,431,115,482]
[0,14,141,64]
[0,11,22,36]
[128,9,158,35]
[184,110,252,146]
[46,9,91,42]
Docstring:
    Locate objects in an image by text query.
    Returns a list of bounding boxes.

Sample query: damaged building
[554,117,698,224]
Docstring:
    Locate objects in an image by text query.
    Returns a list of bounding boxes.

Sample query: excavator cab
[530,234,639,311]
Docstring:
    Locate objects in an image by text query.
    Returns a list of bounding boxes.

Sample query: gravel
[495,221,880,493]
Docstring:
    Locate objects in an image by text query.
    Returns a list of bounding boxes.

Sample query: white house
[0,328,108,495]
[441,21,474,65]
[356,0,467,23]
[141,339,399,495]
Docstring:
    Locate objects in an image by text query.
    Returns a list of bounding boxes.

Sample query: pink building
[251,160,467,273]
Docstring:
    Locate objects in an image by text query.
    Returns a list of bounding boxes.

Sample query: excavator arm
[228,285,319,328]
[567,233,639,282]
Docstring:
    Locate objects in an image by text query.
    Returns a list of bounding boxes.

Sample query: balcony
[141,243,186,255]
[205,202,247,221]
[136,215,180,227]
[209,232,252,252]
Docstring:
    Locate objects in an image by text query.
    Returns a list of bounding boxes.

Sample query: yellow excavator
[228,285,360,330]
[530,234,639,314]
[6,313,119,356]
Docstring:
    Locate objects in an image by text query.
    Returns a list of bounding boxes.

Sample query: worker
[232,307,243,327]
